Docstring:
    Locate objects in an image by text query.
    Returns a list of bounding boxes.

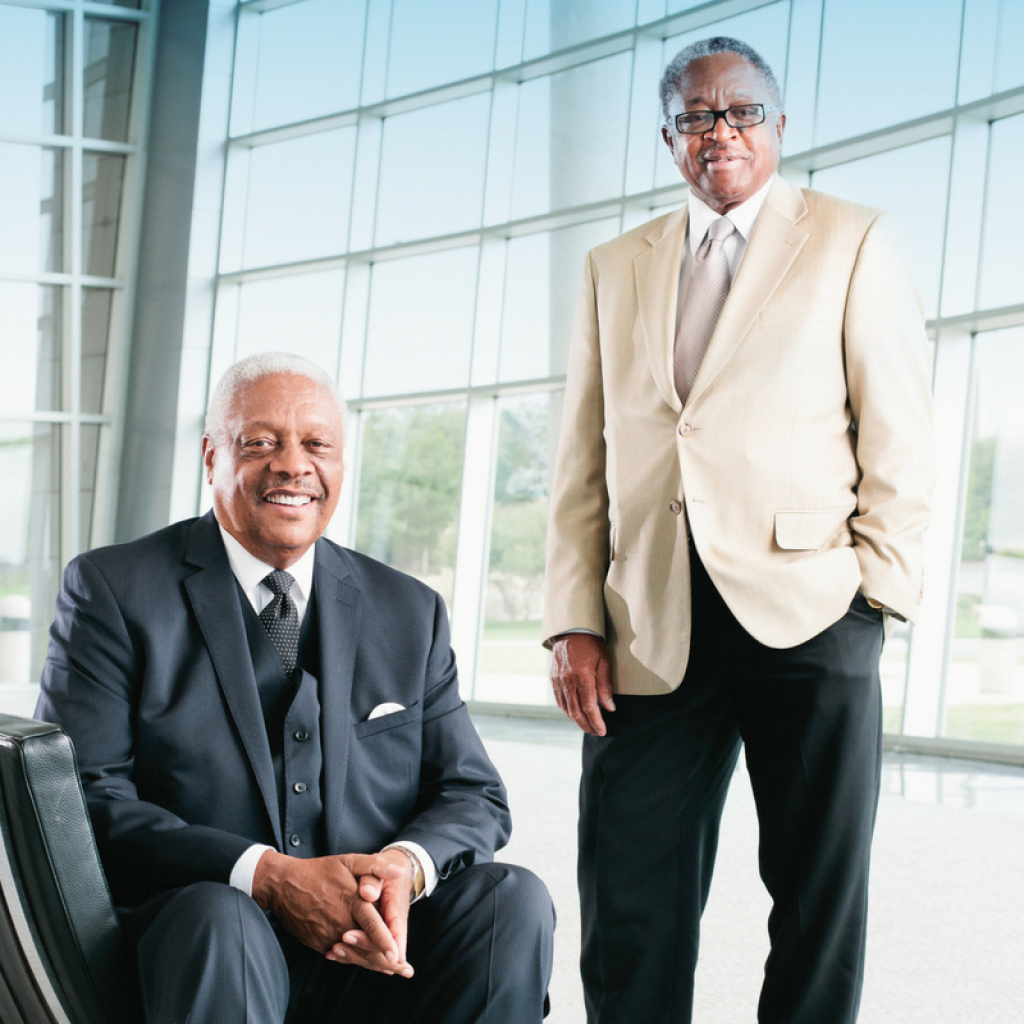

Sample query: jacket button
[294,729,310,742]
[289,834,301,847]
[669,500,682,515]
[678,423,693,436]
[293,782,307,794]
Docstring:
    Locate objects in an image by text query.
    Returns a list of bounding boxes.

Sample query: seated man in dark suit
[37,352,554,1024]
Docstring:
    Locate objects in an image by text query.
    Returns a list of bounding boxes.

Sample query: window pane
[0,421,60,688]
[811,136,952,320]
[995,1,1024,94]
[815,0,961,146]
[0,8,64,136]
[499,217,620,382]
[80,424,102,550]
[90,0,141,8]
[82,288,113,416]
[0,284,61,416]
[84,18,138,143]
[882,621,911,735]
[510,52,632,221]
[656,3,790,189]
[979,113,1024,311]
[363,247,478,396]
[83,152,125,278]
[387,0,498,97]
[476,392,558,705]
[241,128,357,269]
[0,145,63,276]
[375,93,490,247]
[234,270,345,371]
[353,403,467,607]
[947,328,1024,745]
[248,0,365,131]
[522,0,636,61]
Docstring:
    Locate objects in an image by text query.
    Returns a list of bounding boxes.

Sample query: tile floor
[478,714,1024,1024]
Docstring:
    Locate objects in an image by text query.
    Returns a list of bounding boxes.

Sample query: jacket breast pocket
[774,507,855,551]
[354,702,422,739]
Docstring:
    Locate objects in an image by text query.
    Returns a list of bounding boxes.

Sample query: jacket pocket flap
[774,507,854,550]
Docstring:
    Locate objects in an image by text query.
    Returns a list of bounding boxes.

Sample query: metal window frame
[196,0,1024,759]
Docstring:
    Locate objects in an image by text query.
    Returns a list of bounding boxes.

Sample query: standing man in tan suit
[543,37,933,1024]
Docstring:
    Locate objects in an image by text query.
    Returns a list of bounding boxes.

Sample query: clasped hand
[252,848,416,977]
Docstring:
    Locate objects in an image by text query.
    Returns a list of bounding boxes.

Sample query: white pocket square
[367,702,405,720]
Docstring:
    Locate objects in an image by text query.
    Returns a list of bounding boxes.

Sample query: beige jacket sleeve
[844,212,934,619]
[543,252,610,644]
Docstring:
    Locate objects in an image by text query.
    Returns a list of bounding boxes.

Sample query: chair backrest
[0,714,138,1023]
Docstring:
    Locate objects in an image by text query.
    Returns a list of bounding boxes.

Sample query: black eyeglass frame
[665,104,780,135]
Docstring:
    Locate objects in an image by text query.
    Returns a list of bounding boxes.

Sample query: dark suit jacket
[37,510,511,910]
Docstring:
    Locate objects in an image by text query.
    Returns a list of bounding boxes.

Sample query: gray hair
[204,352,347,442]
[659,36,783,118]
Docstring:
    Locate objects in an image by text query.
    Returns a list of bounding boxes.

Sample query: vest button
[293,782,307,794]
[679,423,693,436]
[669,500,682,515]
[294,729,310,742]
[289,834,301,847]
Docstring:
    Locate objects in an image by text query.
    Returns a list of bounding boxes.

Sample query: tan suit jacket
[543,176,934,695]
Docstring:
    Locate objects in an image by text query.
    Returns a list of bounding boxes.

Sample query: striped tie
[674,216,736,405]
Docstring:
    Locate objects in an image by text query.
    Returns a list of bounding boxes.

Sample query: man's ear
[661,123,675,152]
[201,436,216,484]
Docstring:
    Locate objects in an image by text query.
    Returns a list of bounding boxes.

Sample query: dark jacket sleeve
[36,554,254,906]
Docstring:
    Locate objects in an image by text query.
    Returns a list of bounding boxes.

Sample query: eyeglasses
[666,104,779,135]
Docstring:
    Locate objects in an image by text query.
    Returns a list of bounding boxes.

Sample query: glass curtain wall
[0,0,152,694]
[209,0,1024,752]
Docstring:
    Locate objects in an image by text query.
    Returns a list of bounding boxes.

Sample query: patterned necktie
[674,216,736,405]
[259,570,299,675]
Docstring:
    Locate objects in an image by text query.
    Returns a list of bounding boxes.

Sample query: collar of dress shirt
[217,521,316,622]
[686,174,776,258]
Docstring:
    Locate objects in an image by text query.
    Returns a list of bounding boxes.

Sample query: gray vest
[239,583,325,858]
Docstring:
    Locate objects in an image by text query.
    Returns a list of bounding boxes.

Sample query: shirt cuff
[547,627,603,643]
[229,843,275,897]
[864,595,901,617]
[385,841,438,900]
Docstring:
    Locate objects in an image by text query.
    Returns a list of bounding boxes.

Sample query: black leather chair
[0,714,138,1023]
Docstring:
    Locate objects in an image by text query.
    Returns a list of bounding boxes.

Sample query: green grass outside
[955,592,983,638]
[482,620,543,642]
[883,705,904,734]
[944,704,1024,745]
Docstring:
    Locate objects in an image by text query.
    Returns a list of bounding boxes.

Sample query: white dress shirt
[217,523,437,899]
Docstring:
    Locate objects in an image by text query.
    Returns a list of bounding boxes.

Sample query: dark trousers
[134,862,554,1023]
[579,550,885,1024]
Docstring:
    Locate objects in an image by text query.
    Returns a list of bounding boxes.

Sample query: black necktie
[259,570,299,675]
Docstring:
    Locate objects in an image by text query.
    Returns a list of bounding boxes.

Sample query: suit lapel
[688,177,809,406]
[312,539,360,855]
[182,512,282,848]
[635,207,688,413]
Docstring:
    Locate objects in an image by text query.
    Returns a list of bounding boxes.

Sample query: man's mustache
[699,147,753,163]
[257,478,325,500]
